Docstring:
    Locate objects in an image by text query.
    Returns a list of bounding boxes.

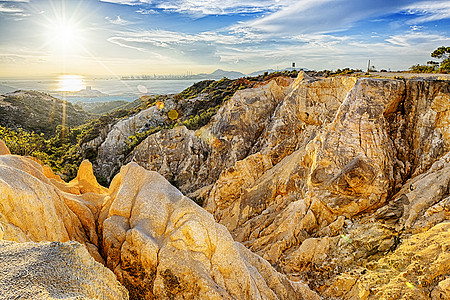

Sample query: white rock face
[97,99,177,181]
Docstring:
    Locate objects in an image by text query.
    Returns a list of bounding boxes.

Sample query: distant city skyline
[0,0,449,78]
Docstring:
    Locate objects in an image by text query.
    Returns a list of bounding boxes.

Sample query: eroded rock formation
[100,162,318,299]
[0,73,449,299]
[0,143,318,299]
[121,73,450,298]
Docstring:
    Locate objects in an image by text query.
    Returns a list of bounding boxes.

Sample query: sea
[0,77,199,104]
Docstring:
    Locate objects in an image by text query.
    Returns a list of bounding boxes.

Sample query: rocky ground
[0,72,449,299]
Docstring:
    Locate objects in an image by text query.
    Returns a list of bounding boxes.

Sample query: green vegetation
[77,100,129,115]
[308,68,362,77]
[410,46,450,73]
[123,125,170,156]
[431,46,450,72]
[0,91,91,138]
[0,71,305,184]
[180,105,221,130]
[0,125,84,179]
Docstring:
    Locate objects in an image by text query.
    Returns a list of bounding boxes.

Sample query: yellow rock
[69,160,108,195]
[0,140,10,155]
[101,162,319,299]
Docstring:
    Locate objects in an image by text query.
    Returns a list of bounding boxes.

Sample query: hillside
[77,100,130,115]
[0,90,92,137]
[0,73,449,299]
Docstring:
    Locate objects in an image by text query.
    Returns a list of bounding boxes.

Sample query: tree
[430,46,450,72]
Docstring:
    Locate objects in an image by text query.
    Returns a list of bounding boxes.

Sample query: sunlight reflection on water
[57,75,86,92]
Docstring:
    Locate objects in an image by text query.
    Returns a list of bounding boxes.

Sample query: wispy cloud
[0,2,31,20]
[233,0,421,37]
[386,32,449,48]
[406,1,450,23]
[105,15,131,25]
[107,37,147,51]
[136,8,159,15]
[0,3,23,13]
[108,29,243,49]
[101,0,290,16]
[156,0,288,16]
[100,0,150,5]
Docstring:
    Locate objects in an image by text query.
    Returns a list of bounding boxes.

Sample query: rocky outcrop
[0,240,128,300]
[122,74,450,297]
[0,73,449,299]
[0,139,10,155]
[99,162,318,299]
[97,101,177,181]
[127,78,291,194]
[250,72,357,164]
[0,142,318,299]
[201,76,450,297]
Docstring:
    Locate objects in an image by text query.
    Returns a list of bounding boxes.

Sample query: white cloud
[105,15,131,25]
[108,29,243,49]
[136,8,159,15]
[100,0,152,5]
[386,32,449,48]
[101,0,290,16]
[0,3,23,13]
[405,1,450,24]
[233,0,422,37]
[156,0,289,16]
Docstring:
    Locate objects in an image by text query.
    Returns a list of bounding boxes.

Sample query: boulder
[100,162,319,299]
[0,240,128,299]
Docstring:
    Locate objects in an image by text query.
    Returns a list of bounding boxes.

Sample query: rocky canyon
[1,72,449,299]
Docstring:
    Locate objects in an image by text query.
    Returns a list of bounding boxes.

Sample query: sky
[0,0,449,77]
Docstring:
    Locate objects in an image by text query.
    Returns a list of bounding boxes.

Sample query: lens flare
[168,109,179,120]
[137,85,148,93]
[155,101,164,110]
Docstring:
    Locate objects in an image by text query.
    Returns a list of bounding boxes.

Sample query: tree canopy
[410,46,450,73]
[430,46,450,72]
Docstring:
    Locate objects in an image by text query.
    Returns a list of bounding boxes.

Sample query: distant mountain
[194,69,246,80]
[0,90,92,137]
[51,87,108,99]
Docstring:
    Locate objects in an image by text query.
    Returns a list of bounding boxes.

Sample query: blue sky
[0,0,449,77]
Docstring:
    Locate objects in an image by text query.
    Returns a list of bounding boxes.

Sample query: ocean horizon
[0,77,200,103]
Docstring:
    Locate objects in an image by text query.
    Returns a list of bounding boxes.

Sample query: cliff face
[0,147,317,299]
[126,79,290,194]
[0,73,449,299]
[123,73,450,298]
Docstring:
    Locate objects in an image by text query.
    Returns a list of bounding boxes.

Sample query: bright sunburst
[41,1,87,55]
[57,75,85,92]
[46,20,83,53]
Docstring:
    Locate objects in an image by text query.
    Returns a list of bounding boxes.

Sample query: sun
[53,23,76,45]
[46,20,83,53]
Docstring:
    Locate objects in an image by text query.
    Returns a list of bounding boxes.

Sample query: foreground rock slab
[0,240,128,300]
